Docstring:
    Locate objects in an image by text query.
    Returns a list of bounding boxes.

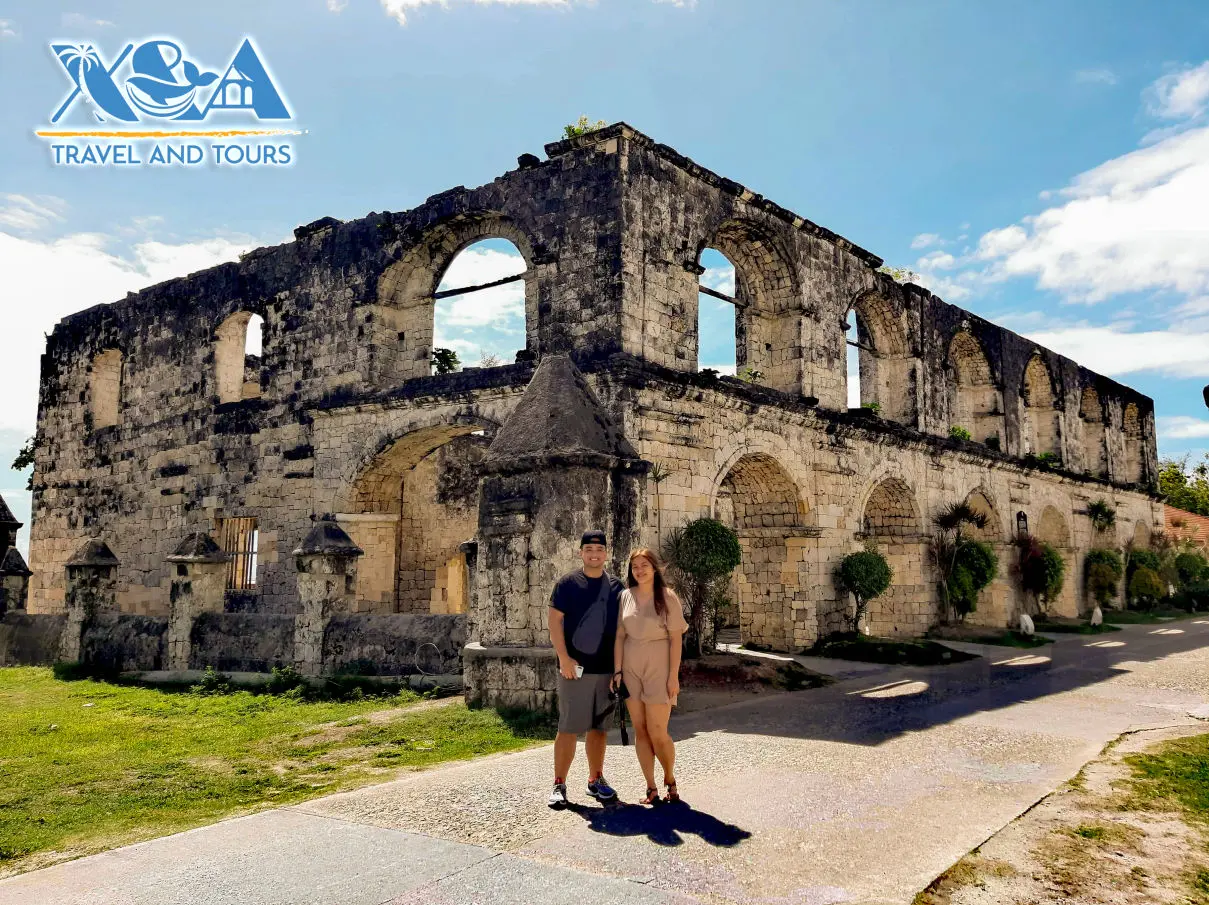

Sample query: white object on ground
[1090,607,1103,627]
[1019,613,1035,636]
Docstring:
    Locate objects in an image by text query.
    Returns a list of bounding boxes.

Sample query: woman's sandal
[664,780,679,803]
[641,786,660,805]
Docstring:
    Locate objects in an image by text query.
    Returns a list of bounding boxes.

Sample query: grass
[1103,607,1201,625]
[808,634,979,667]
[927,628,1053,649]
[1122,731,1209,824]
[0,666,555,875]
[1033,621,1123,635]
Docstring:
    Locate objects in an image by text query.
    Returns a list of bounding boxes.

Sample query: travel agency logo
[38,37,301,167]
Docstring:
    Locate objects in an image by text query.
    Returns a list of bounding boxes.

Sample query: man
[547,529,624,808]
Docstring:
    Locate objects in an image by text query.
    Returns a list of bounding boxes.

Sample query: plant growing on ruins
[1036,451,1061,471]
[861,401,881,415]
[662,517,741,657]
[877,264,921,285]
[1017,537,1065,613]
[985,434,1001,451]
[11,436,35,490]
[837,548,892,634]
[697,367,720,385]
[931,502,992,621]
[478,350,501,368]
[1086,499,1117,533]
[647,460,676,541]
[563,116,607,138]
[1085,548,1123,607]
[949,426,971,442]
[737,367,765,383]
[431,347,460,375]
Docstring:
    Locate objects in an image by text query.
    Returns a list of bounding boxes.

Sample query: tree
[931,502,989,621]
[1084,548,1123,608]
[662,518,741,657]
[947,540,998,618]
[1128,566,1165,610]
[563,116,607,139]
[1173,550,1209,589]
[431,347,460,375]
[837,548,892,634]
[1158,455,1209,516]
[11,436,34,491]
[1085,499,1116,534]
[1018,537,1064,613]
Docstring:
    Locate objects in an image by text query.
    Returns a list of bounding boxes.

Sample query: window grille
[216,517,258,590]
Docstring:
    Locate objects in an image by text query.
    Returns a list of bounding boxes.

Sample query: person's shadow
[566,799,751,847]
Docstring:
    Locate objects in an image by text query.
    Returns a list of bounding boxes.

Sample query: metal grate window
[216,517,258,590]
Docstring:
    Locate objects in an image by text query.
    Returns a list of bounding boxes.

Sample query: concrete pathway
[4,619,1208,905]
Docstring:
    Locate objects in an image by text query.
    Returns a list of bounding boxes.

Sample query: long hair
[626,547,670,620]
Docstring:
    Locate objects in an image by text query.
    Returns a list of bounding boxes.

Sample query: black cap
[581,530,607,547]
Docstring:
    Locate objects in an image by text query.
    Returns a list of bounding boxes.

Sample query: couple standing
[547,530,688,808]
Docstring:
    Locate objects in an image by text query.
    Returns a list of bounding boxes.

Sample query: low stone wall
[0,612,66,666]
[81,614,167,672]
[324,613,466,676]
[190,613,297,673]
[463,643,559,712]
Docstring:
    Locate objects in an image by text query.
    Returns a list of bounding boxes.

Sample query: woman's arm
[612,602,627,689]
[667,591,684,701]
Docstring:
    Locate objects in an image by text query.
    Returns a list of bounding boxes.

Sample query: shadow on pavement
[565,800,752,847]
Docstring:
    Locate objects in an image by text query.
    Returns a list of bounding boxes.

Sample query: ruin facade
[19,124,1160,704]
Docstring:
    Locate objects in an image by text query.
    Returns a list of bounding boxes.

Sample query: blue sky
[3,0,1209,556]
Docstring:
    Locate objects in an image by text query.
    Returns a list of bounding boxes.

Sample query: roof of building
[0,492,19,528]
[486,354,638,465]
[66,539,120,567]
[293,515,364,557]
[1,546,30,576]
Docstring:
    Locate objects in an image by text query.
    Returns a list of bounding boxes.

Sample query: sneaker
[548,782,568,808]
[587,775,617,801]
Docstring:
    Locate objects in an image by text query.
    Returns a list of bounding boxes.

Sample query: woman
[611,548,688,805]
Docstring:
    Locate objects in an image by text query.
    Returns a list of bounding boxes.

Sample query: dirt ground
[916,725,1209,905]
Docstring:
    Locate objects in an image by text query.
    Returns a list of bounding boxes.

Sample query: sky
[2,0,1209,557]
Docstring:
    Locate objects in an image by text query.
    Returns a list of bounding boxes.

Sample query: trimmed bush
[663,518,742,656]
[1084,548,1123,607]
[1127,548,1161,577]
[1019,537,1065,611]
[1173,551,1209,589]
[1128,566,1165,610]
[837,550,892,633]
[947,540,998,617]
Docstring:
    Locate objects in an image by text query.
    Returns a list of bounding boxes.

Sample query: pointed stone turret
[465,355,648,712]
[165,532,229,670]
[0,492,30,614]
[60,538,120,661]
[293,515,364,676]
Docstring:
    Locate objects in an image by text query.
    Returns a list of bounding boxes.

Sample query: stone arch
[1021,354,1060,458]
[90,349,122,429]
[964,489,1004,543]
[846,290,917,425]
[947,331,1004,448]
[1122,403,1143,483]
[337,420,495,614]
[1036,505,1070,548]
[1079,387,1107,477]
[699,218,801,393]
[962,488,1014,627]
[374,213,539,386]
[857,477,931,636]
[1035,503,1078,616]
[714,452,809,652]
[214,311,263,403]
[1131,518,1151,551]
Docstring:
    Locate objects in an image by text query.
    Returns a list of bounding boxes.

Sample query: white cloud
[915,250,955,271]
[910,233,942,250]
[972,124,1209,303]
[1075,68,1117,86]
[0,19,16,39]
[1022,324,1209,379]
[0,228,254,433]
[0,195,67,232]
[61,13,115,28]
[328,0,349,10]
[699,264,735,296]
[379,0,570,26]
[1148,61,1209,120]
[1158,416,1209,440]
[435,245,526,328]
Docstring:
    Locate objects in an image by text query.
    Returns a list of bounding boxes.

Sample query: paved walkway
[4,620,1208,905]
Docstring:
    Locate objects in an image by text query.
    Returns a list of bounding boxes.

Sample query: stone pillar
[58,540,119,662]
[165,532,229,671]
[463,355,648,712]
[292,516,363,676]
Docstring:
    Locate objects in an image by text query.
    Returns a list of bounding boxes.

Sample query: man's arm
[548,607,578,679]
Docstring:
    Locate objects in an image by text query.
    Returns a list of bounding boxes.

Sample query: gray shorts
[556,672,615,734]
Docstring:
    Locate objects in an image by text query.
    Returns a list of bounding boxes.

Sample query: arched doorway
[963,489,1012,626]
[1021,354,1060,459]
[859,478,931,636]
[339,424,493,613]
[714,453,809,651]
[845,291,917,425]
[948,331,1004,449]
[1080,387,1107,477]
[1036,504,1077,617]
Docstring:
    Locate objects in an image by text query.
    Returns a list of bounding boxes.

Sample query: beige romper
[619,588,688,705]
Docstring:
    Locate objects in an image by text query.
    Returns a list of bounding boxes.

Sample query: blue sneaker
[587,774,617,802]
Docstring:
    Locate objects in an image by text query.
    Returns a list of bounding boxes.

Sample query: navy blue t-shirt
[550,569,623,675]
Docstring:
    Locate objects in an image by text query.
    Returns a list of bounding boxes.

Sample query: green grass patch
[929,629,1052,649]
[0,667,553,874]
[1103,608,1200,625]
[808,634,979,667]
[1122,730,1209,824]
[1033,621,1122,635]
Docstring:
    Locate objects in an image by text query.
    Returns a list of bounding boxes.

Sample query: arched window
[697,247,737,376]
[1122,403,1143,483]
[1079,387,1107,477]
[948,331,1004,449]
[1021,354,1060,459]
[845,291,915,424]
[433,238,527,372]
[214,311,263,403]
[90,349,122,429]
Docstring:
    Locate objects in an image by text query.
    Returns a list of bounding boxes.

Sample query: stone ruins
[5,124,1160,708]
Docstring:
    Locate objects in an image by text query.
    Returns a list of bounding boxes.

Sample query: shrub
[947,540,998,617]
[1086,499,1117,533]
[1127,548,1161,577]
[861,401,881,414]
[1173,551,1209,589]
[1019,537,1065,611]
[1035,451,1061,470]
[563,116,607,139]
[949,426,971,441]
[266,665,307,694]
[663,518,742,656]
[191,666,233,695]
[431,347,460,375]
[837,549,892,632]
[1085,548,1123,606]
[1128,566,1165,610]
